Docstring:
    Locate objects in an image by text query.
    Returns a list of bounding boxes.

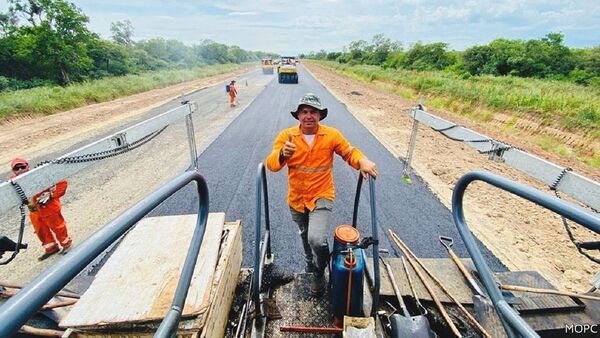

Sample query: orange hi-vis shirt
[265,124,365,212]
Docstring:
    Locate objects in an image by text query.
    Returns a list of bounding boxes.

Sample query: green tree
[366,34,401,65]
[403,42,453,70]
[110,19,134,45]
[3,0,94,84]
[87,39,133,77]
[462,45,494,75]
[348,39,368,61]
[581,45,600,76]
[195,40,230,64]
[487,38,525,75]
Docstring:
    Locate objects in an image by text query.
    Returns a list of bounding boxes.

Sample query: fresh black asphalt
[149,66,507,273]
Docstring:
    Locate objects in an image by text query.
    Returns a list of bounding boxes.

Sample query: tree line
[303,33,600,87]
[0,0,275,91]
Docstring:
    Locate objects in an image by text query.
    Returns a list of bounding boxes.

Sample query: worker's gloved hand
[37,192,51,206]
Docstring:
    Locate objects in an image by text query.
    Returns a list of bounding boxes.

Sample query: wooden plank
[366,258,474,304]
[65,221,242,338]
[473,295,508,338]
[200,221,242,338]
[60,213,225,329]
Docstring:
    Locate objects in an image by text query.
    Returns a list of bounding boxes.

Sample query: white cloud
[66,0,600,53]
[228,11,258,16]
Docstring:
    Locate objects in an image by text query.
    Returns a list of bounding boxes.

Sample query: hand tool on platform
[401,256,428,316]
[500,284,600,301]
[440,236,507,338]
[0,281,80,299]
[388,230,461,337]
[390,229,493,338]
[380,256,433,337]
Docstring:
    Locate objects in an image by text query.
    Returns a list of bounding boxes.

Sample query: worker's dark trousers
[290,198,332,276]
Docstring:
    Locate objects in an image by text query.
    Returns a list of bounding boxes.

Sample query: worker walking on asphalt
[9,158,73,260]
[265,93,378,296]
[228,80,237,107]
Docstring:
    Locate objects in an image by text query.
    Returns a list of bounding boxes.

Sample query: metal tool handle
[380,257,410,317]
[442,239,486,298]
[401,256,427,315]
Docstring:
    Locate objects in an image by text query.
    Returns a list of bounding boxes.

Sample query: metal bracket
[487,141,510,162]
[110,133,129,148]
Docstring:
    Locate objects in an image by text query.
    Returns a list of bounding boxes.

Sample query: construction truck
[277,64,298,84]
[2,101,600,338]
[280,56,297,65]
[261,58,273,75]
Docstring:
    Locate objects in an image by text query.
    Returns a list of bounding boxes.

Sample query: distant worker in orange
[228,80,237,107]
[9,158,73,260]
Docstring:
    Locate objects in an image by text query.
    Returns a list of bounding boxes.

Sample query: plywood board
[366,258,474,304]
[60,213,225,329]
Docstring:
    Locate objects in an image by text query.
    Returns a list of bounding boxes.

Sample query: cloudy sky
[3,0,600,54]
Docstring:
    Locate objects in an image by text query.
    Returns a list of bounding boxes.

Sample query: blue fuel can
[331,225,365,326]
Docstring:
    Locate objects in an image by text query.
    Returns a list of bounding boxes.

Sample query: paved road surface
[150,66,506,273]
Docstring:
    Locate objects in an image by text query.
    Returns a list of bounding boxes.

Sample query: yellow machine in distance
[262,58,274,74]
[277,56,299,83]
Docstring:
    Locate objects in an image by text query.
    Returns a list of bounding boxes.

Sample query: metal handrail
[253,162,272,316]
[452,171,600,338]
[0,170,210,338]
[351,175,381,317]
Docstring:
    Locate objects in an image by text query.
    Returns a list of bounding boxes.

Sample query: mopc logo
[565,324,599,334]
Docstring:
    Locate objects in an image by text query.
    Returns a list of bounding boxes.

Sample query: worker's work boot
[310,272,327,297]
[38,247,59,261]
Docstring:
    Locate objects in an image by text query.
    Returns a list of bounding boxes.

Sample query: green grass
[0,64,241,118]
[536,135,573,157]
[312,60,600,133]
[310,60,600,168]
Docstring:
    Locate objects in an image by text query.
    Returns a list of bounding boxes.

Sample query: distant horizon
[1,0,599,55]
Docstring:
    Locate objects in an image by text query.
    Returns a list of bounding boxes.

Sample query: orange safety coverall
[265,125,365,212]
[229,83,237,107]
[27,180,71,253]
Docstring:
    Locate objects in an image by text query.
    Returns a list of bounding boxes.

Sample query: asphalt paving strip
[150,65,507,273]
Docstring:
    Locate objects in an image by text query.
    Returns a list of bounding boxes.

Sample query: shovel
[439,236,508,338]
[380,257,434,338]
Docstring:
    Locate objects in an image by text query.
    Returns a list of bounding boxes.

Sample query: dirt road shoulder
[304,62,600,292]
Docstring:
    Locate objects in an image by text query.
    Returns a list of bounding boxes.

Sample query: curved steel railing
[351,175,381,317]
[0,170,210,338]
[253,162,272,316]
[452,171,600,338]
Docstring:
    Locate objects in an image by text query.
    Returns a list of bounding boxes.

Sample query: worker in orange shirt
[9,158,73,261]
[265,93,378,296]
[228,80,237,107]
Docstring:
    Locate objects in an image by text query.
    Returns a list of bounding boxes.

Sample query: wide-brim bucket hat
[291,93,328,120]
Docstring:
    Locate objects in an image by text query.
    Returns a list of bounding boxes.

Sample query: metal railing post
[185,102,199,170]
[261,165,272,259]
[452,171,600,338]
